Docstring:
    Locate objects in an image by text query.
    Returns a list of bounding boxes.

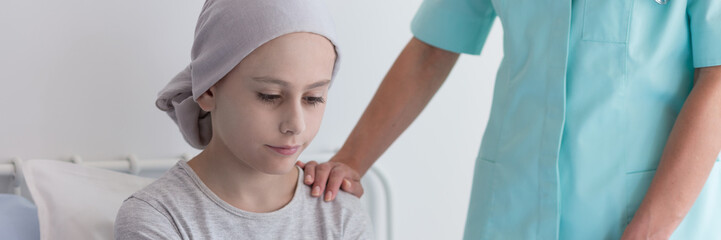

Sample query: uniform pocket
[625,169,657,225]
[583,0,634,43]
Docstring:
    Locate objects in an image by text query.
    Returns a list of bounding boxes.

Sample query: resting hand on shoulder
[296,159,364,201]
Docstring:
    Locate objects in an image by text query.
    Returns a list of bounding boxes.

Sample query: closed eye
[304,96,325,106]
[257,93,281,103]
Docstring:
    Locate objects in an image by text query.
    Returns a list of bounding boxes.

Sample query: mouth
[265,144,301,156]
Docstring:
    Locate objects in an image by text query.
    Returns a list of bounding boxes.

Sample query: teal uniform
[411,0,721,239]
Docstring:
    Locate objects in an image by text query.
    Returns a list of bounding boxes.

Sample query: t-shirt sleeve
[114,197,182,240]
[342,212,373,240]
[687,0,721,68]
[410,0,497,55]
[339,196,374,240]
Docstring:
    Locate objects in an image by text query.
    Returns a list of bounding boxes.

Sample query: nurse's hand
[296,160,364,201]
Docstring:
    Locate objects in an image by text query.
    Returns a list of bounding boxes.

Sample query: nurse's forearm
[332,37,460,176]
[625,66,721,239]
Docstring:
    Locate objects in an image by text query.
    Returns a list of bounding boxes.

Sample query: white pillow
[23,159,155,240]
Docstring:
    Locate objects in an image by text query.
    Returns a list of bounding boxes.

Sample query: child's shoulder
[331,190,364,212]
[124,161,197,204]
[294,175,373,239]
[295,175,364,214]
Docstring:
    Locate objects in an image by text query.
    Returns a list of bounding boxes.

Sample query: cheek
[215,105,275,147]
[302,105,326,136]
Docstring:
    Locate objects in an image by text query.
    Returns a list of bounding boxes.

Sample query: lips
[266,145,300,156]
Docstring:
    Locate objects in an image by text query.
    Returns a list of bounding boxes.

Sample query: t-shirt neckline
[177,160,304,219]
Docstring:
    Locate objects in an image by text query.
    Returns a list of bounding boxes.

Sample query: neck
[187,140,299,213]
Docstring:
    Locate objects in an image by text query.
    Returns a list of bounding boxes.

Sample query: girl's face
[197,32,336,175]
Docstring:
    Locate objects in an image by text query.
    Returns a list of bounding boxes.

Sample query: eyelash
[256,93,326,106]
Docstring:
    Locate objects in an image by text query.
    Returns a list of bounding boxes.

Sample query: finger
[325,167,347,201]
[336,166,364,198]
[311,163,332,198]
[302,161,318,186]
[341,179,365,198]
[295,160,306,168]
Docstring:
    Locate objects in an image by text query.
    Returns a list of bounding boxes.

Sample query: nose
[279,101,305,135]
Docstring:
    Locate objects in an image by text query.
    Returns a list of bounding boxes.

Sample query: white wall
[0,1,503,239]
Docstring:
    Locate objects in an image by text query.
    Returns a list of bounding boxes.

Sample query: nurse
[300,0,721,239]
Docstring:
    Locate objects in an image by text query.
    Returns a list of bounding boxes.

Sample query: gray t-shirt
[115,161,373,239]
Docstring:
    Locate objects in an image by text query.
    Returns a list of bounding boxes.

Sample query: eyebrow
[252,77,331,90]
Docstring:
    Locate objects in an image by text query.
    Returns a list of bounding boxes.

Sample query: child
[114,0,373,239]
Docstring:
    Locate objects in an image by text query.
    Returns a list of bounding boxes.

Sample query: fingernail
[343,179,352,189]
[304,175,312,184]
[312,186,321,197]
[325,191,333,202]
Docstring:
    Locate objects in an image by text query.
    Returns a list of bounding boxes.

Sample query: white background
[0,0,503,239]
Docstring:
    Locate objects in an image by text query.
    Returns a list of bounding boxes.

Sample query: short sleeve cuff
[689,0,721,68]
[691,30,721,68]
[410,0,497,55]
